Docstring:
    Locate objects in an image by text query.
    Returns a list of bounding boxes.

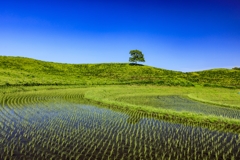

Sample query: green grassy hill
[185,68,240,88]
[0,56,239,88]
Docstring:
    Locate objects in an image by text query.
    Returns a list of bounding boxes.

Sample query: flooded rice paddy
[155,95,240,119]
[0,97,240,160]
[117,95,240,119]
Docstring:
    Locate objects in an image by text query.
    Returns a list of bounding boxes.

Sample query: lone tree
[129,49,145,64]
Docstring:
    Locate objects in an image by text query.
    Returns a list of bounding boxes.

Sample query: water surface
[0,99,239,159]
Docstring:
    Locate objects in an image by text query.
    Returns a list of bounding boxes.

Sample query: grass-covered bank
[1,56,240,88]
[1,85,240,134]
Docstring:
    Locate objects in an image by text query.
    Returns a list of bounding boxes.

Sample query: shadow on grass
[129,63,144,66]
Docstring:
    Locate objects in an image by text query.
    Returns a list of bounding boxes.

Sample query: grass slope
[185,69,240,88]
[1,56,239,88]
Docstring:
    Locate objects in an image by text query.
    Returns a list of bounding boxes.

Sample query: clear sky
[0,0,239,72]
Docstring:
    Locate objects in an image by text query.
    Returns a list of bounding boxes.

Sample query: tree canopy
[129,50,145,64]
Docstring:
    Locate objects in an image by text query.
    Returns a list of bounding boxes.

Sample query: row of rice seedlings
[41,102,236,159]
[117,95,240,120]
[0,102,56,158]
[156,95,240,119]
[0,94,240,159]
[2,89,85,107]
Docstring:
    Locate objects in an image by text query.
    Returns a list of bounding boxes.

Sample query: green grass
[0,56,239,88]
[0,56,190,86]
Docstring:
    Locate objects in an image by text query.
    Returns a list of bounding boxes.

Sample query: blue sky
[0,0,239,72]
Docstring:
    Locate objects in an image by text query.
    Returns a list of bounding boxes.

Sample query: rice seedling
[0,85,239,159]
[117,95,240,119]
[0,92,239,159]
